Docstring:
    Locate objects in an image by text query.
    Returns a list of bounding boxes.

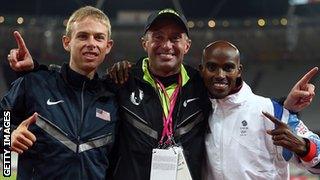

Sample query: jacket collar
[210,81,252,109]
[60,63,100,90]
[132,57,197,87]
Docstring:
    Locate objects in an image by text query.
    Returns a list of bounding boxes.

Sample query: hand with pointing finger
[8,31,34,72]
[284,67,318,112]
[11,113,37,154]
[262,111,307,156]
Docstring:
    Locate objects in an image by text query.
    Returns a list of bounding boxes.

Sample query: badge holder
[174,146,192,180]
[150,144,179,180]
[150,137,192,180]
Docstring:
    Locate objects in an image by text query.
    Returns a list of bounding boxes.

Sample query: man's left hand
[262,111,307,156]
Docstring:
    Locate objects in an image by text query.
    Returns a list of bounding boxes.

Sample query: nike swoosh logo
[47,99,64,105]
[183,97,199,107]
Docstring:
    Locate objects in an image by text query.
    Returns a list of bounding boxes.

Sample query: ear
[141,36,148,52]
[199,64,204,77]
[237,64,243,77]
[184,38,192,54]
[62,35,71,52]
[104,39,114,54]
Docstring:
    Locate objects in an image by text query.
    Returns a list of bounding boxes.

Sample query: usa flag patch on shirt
[96,108,111,121]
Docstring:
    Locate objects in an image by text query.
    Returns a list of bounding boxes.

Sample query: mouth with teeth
[212,80,229,90]
[83,51,99,61]
[157,52,175,60]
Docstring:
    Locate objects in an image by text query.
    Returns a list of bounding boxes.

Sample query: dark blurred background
[0,0,319,131]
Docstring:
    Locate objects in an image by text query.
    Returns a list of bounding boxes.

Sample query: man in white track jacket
[201,40,320,180]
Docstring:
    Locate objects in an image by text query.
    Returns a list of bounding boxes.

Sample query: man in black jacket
[1,6,118,179]
[110,9,211,180]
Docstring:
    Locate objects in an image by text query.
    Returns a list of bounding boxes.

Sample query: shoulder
[22,65,60,85]
[183,64,200,77]
[242,85,274,112]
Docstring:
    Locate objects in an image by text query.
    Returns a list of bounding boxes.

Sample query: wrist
[298,138,317,162]
[296,138,309,157]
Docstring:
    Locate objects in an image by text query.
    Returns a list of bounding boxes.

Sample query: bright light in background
[0,16,4,23]
[257,19,266,27]
[17,17,24,24]
[208,20,216,28]
[187,21,195,28]
[280,18,288,26]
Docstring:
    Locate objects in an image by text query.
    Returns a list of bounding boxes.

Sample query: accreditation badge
[174,146,193,180]
[150,147,178,180]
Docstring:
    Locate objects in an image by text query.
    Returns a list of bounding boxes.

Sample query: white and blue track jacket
[205,82,320,180]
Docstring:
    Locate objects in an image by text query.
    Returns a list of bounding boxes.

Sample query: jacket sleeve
[283,112,320,173]
[270,100,320,173]
[1,77,27,153]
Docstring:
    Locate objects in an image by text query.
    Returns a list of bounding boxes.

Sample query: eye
[95,35,106,41]
[77,34,87,40]
[154,35,162,40]
[171,35,182,42]
[206,63,217,72]
[223,64,236,72]
[152,34,164,41]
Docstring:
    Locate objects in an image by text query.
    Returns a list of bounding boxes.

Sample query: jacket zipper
[78,81,86,179]
[77,81,86,153]
[220,109,225,180]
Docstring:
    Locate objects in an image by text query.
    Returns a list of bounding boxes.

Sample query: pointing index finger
[297,67,319,87]
[262,111,283,126]
[13,31,28,53]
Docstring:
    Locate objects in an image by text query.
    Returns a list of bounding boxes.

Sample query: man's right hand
[11,113,37,154]
[106,60,133,84]
[7,31,34,72]
[284,67,318,112]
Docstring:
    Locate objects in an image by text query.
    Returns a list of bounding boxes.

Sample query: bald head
[200,40,242,99]
[202,40,240,65]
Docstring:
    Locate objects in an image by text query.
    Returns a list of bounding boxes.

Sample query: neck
[148,65,180,77]
[153,73,179,87]
[228,78,243,95]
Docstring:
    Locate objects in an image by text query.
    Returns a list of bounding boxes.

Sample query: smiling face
[142,18,191,77]
[200,41,242,99]
[63,17,113,79]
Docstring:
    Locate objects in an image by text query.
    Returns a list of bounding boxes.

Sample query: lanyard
[155,75,181,147]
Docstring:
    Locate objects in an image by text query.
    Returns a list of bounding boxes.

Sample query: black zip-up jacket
[111,59,211,180]
[0,64,118,179]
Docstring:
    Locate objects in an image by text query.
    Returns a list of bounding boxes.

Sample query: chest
[25,79,117,141]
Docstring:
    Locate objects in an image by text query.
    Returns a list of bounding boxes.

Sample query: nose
[86,36,96,49]
[216,68,226,78]
[162,39,174,50]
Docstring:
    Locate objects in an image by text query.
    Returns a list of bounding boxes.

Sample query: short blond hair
[66,6,111,38]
